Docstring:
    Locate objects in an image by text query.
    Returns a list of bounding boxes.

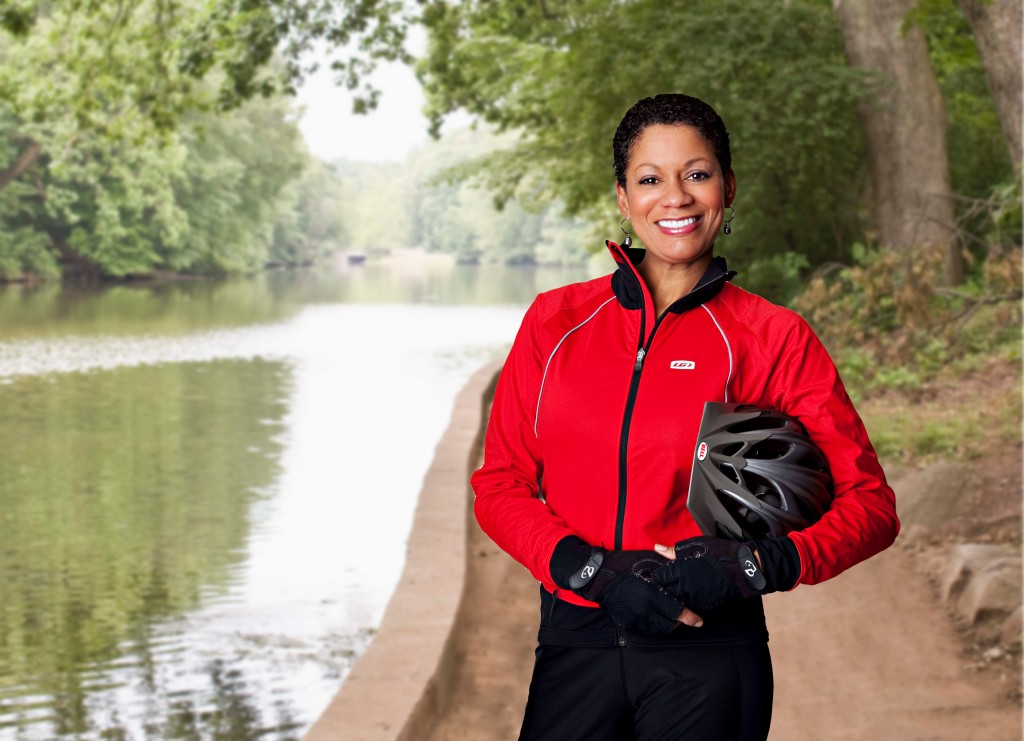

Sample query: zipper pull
[634,348,646,371]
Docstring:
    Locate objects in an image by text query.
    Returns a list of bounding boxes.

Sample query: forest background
[0,0,1021,409]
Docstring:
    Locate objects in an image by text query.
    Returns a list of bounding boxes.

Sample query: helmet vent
[719,462,742,484]
[721,442,744,457]
[716,490,771,539]
[745,471,784,509]
[748,439,791,460]
[728,415,787,434]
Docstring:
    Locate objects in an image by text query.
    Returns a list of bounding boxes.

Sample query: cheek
[628,192,659,217]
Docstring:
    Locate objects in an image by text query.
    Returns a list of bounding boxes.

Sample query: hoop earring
[723,206,735,235]
[620,218,633,248]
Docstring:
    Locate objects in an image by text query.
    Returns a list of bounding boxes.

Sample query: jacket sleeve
[471,299,579,584]
[766,315,900,586]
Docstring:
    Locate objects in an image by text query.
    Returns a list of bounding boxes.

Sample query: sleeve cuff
[549,535,594,589]
[754,535,802,593]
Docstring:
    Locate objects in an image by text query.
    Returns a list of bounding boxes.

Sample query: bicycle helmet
[687,402,833,540]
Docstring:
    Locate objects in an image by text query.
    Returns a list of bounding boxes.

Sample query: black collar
[607,242,736,314]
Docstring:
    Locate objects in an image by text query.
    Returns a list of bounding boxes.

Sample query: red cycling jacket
[472,242,900,608]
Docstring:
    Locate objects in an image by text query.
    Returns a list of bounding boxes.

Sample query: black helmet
[687,402,833,540]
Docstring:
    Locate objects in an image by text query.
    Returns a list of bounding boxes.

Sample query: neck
[637,255,713,316]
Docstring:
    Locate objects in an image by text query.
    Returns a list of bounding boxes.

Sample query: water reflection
[0,359,294,737]
[0,254,597,738]
[0,251,600,342]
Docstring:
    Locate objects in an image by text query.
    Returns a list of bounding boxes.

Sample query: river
[0,251,598,739]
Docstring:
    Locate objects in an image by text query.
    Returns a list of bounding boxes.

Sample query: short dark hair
[613,94,731,187]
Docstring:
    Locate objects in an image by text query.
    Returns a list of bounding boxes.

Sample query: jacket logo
[670,360,696,370]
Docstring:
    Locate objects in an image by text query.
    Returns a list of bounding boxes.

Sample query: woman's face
[616,124,735,273]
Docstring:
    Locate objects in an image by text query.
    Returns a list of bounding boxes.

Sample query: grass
[855,351,1022,468]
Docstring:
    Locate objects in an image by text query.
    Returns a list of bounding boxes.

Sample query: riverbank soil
[423,361,1021,740]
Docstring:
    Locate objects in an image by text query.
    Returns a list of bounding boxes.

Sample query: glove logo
[697,442,708,461]
[744,559,758,578]
[581,565,596,580]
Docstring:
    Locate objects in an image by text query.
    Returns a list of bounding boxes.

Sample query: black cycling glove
[550,536,683,635]
[652,535,799,614]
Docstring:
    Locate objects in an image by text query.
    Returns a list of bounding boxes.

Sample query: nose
[662,177,695,207]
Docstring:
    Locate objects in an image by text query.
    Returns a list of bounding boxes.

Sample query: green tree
[416,0,869,299]
[0,0,399,279]
[271,158,349,265]
[908,0,1017,257]
[0,0,409,190]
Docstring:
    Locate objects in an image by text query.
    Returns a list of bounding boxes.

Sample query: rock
[955,557,1022,635]
[941,543,1015,603]
[1001,606,1022,649]
[983,646,1005,662]
[894,461,977,530]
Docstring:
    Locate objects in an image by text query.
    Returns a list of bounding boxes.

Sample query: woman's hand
[654,543,705,628]
[654,538,768,615]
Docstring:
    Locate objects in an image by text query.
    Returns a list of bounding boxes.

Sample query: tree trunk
[956,0,1022,169]
[832,0,963,284]
[0,139,42,193]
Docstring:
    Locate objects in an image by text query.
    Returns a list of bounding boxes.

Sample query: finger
[676,607,704,628]
[654,543,676,561]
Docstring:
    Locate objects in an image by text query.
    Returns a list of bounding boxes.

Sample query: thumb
[654,543,676,561]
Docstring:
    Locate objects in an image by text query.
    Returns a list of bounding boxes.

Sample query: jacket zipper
[614,311,668,549]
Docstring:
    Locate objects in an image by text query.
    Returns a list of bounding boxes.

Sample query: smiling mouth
[656,217,699,228]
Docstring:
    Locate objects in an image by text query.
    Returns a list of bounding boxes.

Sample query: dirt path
[425,523,1021,740]
[767,544,1020,740]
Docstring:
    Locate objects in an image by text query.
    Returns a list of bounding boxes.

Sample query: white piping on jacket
[700,304,733,402]
[534,296,617,436]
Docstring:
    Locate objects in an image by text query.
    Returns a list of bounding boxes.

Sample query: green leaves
[0,1,364,279]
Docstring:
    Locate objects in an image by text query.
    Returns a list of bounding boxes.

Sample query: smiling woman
[470,93,899,741]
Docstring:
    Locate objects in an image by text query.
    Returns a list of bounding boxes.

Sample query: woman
[471,94,899,740]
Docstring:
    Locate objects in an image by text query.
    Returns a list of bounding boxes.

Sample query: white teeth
[657,217,697,228]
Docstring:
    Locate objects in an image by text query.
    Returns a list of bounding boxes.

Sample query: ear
[616,182,629,220]
[724,169,737,207]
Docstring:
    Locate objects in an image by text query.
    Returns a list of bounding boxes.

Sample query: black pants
[519,642,774,741]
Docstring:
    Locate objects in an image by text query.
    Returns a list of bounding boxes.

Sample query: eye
[688,170,711,181]
[638,176,659,185]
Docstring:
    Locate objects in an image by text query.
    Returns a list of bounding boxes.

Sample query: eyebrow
[633,158,714,170]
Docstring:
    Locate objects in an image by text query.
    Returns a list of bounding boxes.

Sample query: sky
[294,55,433,164]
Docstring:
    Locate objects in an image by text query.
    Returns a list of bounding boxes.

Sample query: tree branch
[0,140,43,193]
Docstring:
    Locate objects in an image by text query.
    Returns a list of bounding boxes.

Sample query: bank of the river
[320,359,1022,739]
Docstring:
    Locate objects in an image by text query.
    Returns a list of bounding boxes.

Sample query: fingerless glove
[652,535,800,614]
[551,535,683,635]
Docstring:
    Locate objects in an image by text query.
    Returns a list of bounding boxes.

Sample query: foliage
[270,158,349,265]
[0,83,336,279]
[793,240,1022,399]
[331,127,593,265]
[0,0,392,280]
[172,96,310,274]
[0,0,409,131]
[416,0,869,298]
